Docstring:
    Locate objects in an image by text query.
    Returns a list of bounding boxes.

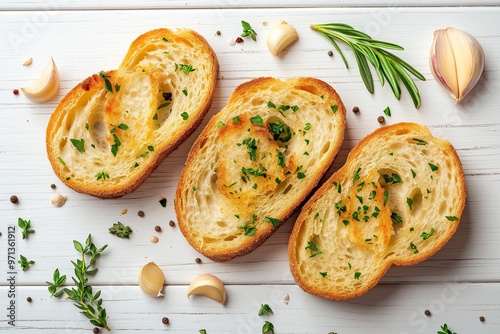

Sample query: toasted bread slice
[175,77,346,262]
[46,28,218,198]
[289,123,466,300]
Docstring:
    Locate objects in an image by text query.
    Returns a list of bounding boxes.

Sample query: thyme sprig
[47,235,110,331]
[311,23,425,107]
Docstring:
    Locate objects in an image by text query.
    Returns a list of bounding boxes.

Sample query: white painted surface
[1,4,499,333]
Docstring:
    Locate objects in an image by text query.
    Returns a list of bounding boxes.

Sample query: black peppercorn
[352,106,360,113]
[480,316,485,322]
[162,317,169,324]
[169,220,175,227]
[195,258,202,264]
[377,116,385,124]
[10,195,18,204]
[216,30,221,36]
[93,327,100,334]
[26,297,32,302]
[327,50,333,57]
[155,226,162,232]
[51,184,56,189]
[138,211,145,217]
[424,310,431,316]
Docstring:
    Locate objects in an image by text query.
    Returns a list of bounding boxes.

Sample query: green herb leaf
[411,169,416,178]
[383,106,391,116]
[85,123,89,130]
[331,105,338,113]
[233,116,240,125]
[410,242,418,254]
[18,218,34,239]
[241,20,257,41]
[182,89,188,96]
[99,72,113,94]
[438,323,457,334]
[250,115,263,126]
[297,172,305,179]
[446,216,459,221]
[304,123,312,131]
[175,63,196,75]
[262,321,274,334]
[305,241,323,257]
[18,254,35,271]
[407,197,413,210]
[264,217,281,228]
[95,170,109,181]
[159,198,167,207]
[58,157,66,165]
[158,102,170,110]
[420,228,435,240]
[412,138,427,145]
[141,151,149,158]
[354,272,361,279]
[181,112,189,120]
[429,163,439,171]
[320,272,328,277]
[71,139,85,153]
[115,84,120,92]
[391,212,403,224]
[258,304,273,316]
[218,121,225,127]
[241,138,258,161]
[153,113,158,120]
[109,222,133,238]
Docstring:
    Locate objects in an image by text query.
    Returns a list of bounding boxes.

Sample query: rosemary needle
[311,23,425,108]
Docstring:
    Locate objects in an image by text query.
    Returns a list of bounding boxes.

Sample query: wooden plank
[0,0,499,11]
[1,284,498,333]
[0,7,499,288]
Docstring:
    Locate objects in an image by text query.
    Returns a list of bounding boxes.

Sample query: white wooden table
[1,1,499,333]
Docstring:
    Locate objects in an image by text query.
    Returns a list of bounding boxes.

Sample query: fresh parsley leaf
[108,222,133,238]
[233,116,240,125]
[264,217,281,228]
[383,106,391,116]
[111,134,121,157]
[58,157,66,165]
[413,138,427,145]
[181,112,189,120]
[158,102,170,110]
[262,321,274,334]
[391,212,403,224]
[159,197,167,207]
[429,163,439,171]
[380,172,403,184]
[305,241,323,257]
[411,169,416,178]
[218,121,225,127]
[242,164,267,178]
[446,216,459,221]
[85,123,89,130]
[420,228,435,240]
[354,272,361,279]
[175,63,196,75]
[18,218,34,239]
[297,172,305,179]
[148,145,154,151]
[331,105,338,113]
[267,101,276,109]
[241,138,258,161]
[141,151,149,158]
[115,84,120,92]
[18,254,35,271]
[353,167,361,184]
[268,121,291,143]
[276,150,285,168]
[95,170,109,181]
[410,242,418,254]
[241,20,257,41]
[250,115,263,126]
[258,304,273,316]
[304,123,312,131]
[291,105,299,112]
[182,89,188,96]
[407,197,413,210]
[153,113,158,120]
[383,190,389,206]
[70,139,85,153]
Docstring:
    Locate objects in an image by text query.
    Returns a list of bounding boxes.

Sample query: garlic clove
[21,57,59,103]
[50,193,67,207]
[138,262,165,297]
[267,21,299,57]
[429,27,484,103]
[22,57,33,66]
[187,273,226,304]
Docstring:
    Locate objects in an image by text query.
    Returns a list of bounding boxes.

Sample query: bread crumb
[284,294,290,305]
[120,209,128,215]
[262,21,268,26]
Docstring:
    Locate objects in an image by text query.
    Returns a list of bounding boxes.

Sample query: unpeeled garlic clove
[187,273,226,304]
[138,262,165,297]
[429,27,484,103]
[267,21,299,57]
[21,57,59,102]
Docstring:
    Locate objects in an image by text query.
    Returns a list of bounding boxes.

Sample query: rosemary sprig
[311,23,425,107]
[47,234,110,331]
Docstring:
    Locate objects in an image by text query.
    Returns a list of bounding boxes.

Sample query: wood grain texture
[0,5,499,333]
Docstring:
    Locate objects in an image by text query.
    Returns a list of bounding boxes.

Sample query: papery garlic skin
[187,273,226,304]
[138,262,165,297]
[21,57,59,102]
[267,21,299,56]
[430,27,484,103]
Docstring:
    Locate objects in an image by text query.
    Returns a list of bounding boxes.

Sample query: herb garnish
[111,134,121,157]
[383,106,391,116]
[411,169,416,178]
[99,72,113,94]
[264,217,281,228]
[259,304,273,315]
[58,157,66,165]
[85,123,89,130]
[268,121,291,143]
[262,321,274,334]
[381,173,402,184]
[446,216,459,221]
[238,221,257,236]
[383,190,389,206]
[413,138,427,145]
[241,21,257,41]
[429,163,439,171]
[420,228,435,240]
[141,151,149,158]
[109,222,133,238]
[354,272,361,279]
[297,172,305,179]
[310,23,425,107]
[18,254,35,271]
[71,139,85,153]
[276,150,285,167]
[182,89,188,96]
[153,113,158,120]
[407,197,413,210]
[18,218,34,239]
[331,105,338,113]
[320,272,328,277]
[218,121,225,127]
[158,102,170,110]
[250,115,263,126]
[391,212,403,224]
[305,241,323,257]
[242,164,267,177]
[95,170,109,181]
[159,198,167,207]
[233,116,240,125]
[47,235,110,331]
[115,84,120,92]
[438,324,457,334]
[353,167,361,184]
[175,63,196,75]
[410,242,418,254]
[181,112,189,120]
[304,123,312,131]
[240,138,258,161]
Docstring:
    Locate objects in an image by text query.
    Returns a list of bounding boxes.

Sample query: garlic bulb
[187,273,226,304]
[429,27,484,103]
[267,21,299,56]
[21,58,59,102]
[138,262,165,297]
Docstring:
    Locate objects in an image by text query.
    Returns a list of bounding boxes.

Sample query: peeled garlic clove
[430,27,484,103]
[50,193,67,207]
[267,21,299,57]
[138,262,165,297]
[187,273,226,304]
[21,57,59,103]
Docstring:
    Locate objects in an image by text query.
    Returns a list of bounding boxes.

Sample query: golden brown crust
[288,122,466,299]
[46,28,218,198]
[175,77,347,262]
